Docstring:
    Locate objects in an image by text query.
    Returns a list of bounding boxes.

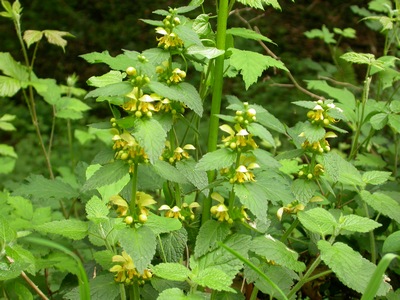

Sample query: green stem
[203,0,230,224]
[249,286,259,300]
[131,282,140,300]
[280,218,300,243]
[130,162,139,216]
[119,285,126,300]
[394,131,399,177]
[363,202,377,264]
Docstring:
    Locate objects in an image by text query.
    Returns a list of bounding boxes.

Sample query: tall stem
[130,162,139,216]
[203,0,230,224]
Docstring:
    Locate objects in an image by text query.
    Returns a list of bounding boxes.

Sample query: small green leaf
[229,48,287,90]
[89,274,120,300]
[340,52,376,65]
[291,178,318,204]
[194,220,230,258]
[157,288,186,300]
[302,121,326,143]
[304,25,336,44]
[174,24,202,47]
[85,82,133,99]
[0,75,21,96]
[362,171,391,185]
[0,144,17,158]
[35,219,88,240]
[80,51,135,70]
[23,30,43,48]
[157,227,187,262]
[235,182,269,222]
[388,114,400,133]
[382,231,400,253]
[0,215,17,245]
[318,240,391,296]
[194,268,235,292]
[360,190,400,223]
[6,195,33,220]
[176,160,209,196]
[145,213,182,235]
[93,250,114,269]
[119,226,156,273]
[226,27,275,44]
[298,207,337,237]
[196,148,237,171]
[85,196,109,224]
[43,30,74,51]
[251,235,306,272]
[370,112,388,130]
[82,161,130,192]
[236,0,281,10]
[87,70,124,88]
[152,160,187,183]
[186,45,224,59]
[152,263,191,281]
[338,214,381,233]
[247,122,275,147]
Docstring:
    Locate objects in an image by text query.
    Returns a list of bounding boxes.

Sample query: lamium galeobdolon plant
[56,1,399,300]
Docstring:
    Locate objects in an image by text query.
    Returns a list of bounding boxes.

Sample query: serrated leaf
[85,196,109,223]
[82,161,130,192]
[382,231,400,253]
[322,151,364,186]
[256,170,294,205]
[338,214,381,233]
[340,52,376,65]
[186,45,224,59]
[298,207,337,237]
[236,0,281,10]
[174,24,202,47]
[176,160,209,196]
[388,114,400,133]
[119,226,156,273]
[255,108,286,134]
[152,263,191,281]
[93,250,114,270]
[6,195,33,220]
[142,48,170,66]
[80,51,135,70]
[85,81,133,99]
[194,220,230,258]
[229,48,287,89]
[23,30,43,48]
[43,30,74,51]
[253,149,281,169]
[304,25,336,44]
[0,52,29,81]
[157,288,187,300]
[87,70,124,88]
[235,182,268,222]
[148,82,203,116]
[194,268,235,292]
[292,100,319,110]
[247,122,275,147]
[251,235,306,272]
[291,178,318,204]
[152,160,187,183]
[157,227,187,262]
[13,174,79,200]
[318,240,391,296]
[89,274,120,300]
[0,75,21,96]
[370,112,388,130]
[35,219,88,240]
[360,190,400,223]
[0,144,17,158]
[302,121,326,143]
[196,148,236,171]
[362,171,391,185]
[145,213,182,235]
[0,215,17,245]
[133,117,166,164]
[226,27,275,44]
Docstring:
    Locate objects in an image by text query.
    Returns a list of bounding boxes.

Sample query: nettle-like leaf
[119,226,156,273]
[338,214,381,233]
[0,75,22,96]
[251,235,306,272]
[0,52,29,81]
[229,48,288,90]
[196,148,237,171]
[0,215,17,245]
[360,190,400,223]
[176,160,209,196]
[82,161,130,192]
[152,160,187,183]
[236,0,282,10]
[145,213,182,235]
[42,30,74,52]
[362,171,392,185]
[194,268,235,292]
[247,122,275,147]
[318,240,391,296]
[340,52,376,66]
[23,30,43,48]
[186,45,224,60]
[80,51,136,70]
[322,151,364,186]
[35,219,88,240]
[0,114,16,131]
[235,182,268,222]
[55,97,91,120]
[194,220,230,258]
[291,178,318,204]
[133,117,166,164]
[85,81,133,99]
[148,82,203,116]
[174,24,203,47]
[370,112,388,130]
[382,230,400,253]
[304,25,336,44]
[226,27,275,44]
[388,114,400,133]
[298,207,337,237]
[157,227,188,262]
[85,196,109,224]
[87,70,124,88]
[7,195,33,220]
[152,263,191,282]
[302,121,326,143]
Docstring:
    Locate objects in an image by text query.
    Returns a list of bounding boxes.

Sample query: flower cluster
[155,12,184,49]
[159,202,199,221]
[159,141,195,164]
[220,155,260,184]
[110,251,152,285]
[210,192,249,223]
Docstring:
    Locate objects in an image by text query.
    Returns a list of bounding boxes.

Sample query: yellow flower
[155,27,184,49]
[159,205,184,220]
[173,144,195,161]
[277,201,305,221]
[232,163,260,183]
[210,203,230,222]
[110,251,138,283]
[110,195,129,216]
[220,124,258,150]
[169,68,186,83]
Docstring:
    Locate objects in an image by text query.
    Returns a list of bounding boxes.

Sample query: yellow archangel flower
[155,27,184,49]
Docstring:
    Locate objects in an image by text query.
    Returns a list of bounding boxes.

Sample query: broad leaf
[186,45,224,59]
[360,190,400,223]
[338,214,381,233]
[382,231,400,253]
[236,0,281,10]
[0,75,21,96]
[362,171,391,185]
[157,227,188,262]
[80,51,135,70]
[0,52,29,81]
[85,196,109,224]
[152,160,187,183]
[298,207,337,237]
[145,213,182,235]
[196,148,236,171]
[194,220,230,258]
[370,112,388,130]
[194,268,235,292]
[340,52,376,65]
[318,240,391,296]
[322,151,364,186]
[251,235,306,272]
[176,160,209,196]
[23,30,43,48]
[87,70,124,88]
[291,178,318,204]
[85,82,133,99]
[247,122,275,146]
[226,27,275,44]
[235,181,268,222]
[35,219,88,240]
[119,226,156,273]
[229,48,288,89]
[388,114,400,133]
[0,215,17,245]
[43,30,74,51]
[152,263,191,282]
[302,121,326,143]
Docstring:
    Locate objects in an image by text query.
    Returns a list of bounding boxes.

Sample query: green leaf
[194,268,235,292]
[133,117,166,164]
[186,45,224,59]
[13,174,79,200]
[322,151,364,186]
[382,231,400,253]
[6,195,33,220]
[87,70,124,88]
[119,226,156,273]
[235,182,268,222]
[255,107,286,134]
[302,121,326,143]
[157,227,188,262]
[0,75,22,96]
[298,208,337,237]
[148,82,203,116]
[176,160,209,196]
[85,82,133,99]
[362,171,391,185]
[196,148,237,171]
[0,144,16,158]
[229,48,287,90]
[43,30,74,51]
[0,52,29,81]
[35,219,88,240]
[291,178,318,204]
[85,196,109,224]
[152,263,191,281]
[340,52,376,65]
[370,113,388,130]
[304,25,336,44]
[236,0,281,10]
[194,220,230,258]
[157,288,187,300]
[247,122,275,147]
[174,24,202,47]
[338,214,381,233]
[226,27,275,44]
[145,213,182,235]
[388,114,400,133]
[82,161,130,192]
[23,30,43,48]
[93,250,114,269]
[89,274,120,300]
[80,51,135,70]
[318,240,391,296]
[251,235,306,272]
[0,215,17,245]
[257,170,294,205]
[360,190,400,223]
[152,160,187,183]
[390,100,400,113]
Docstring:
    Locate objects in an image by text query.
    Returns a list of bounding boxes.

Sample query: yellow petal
[219,124,235,136]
